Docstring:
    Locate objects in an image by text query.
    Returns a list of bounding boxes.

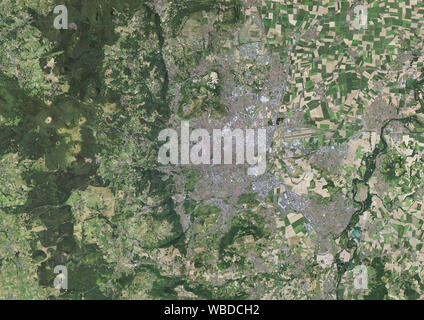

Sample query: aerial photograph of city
[1,0,424,306]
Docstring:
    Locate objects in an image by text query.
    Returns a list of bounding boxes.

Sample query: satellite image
[1,0,424,301]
